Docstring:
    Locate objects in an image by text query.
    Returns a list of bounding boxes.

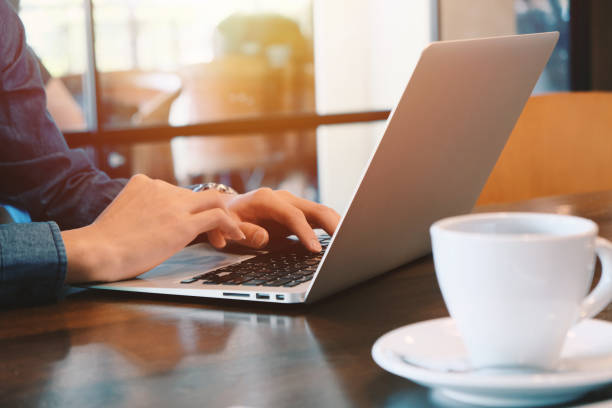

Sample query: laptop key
[202,280,221,285]
[227,276,254,285]
[242,279,268,286]
[283,280,304,287]
[180,277,198,284]
[263,278,293,287]
[196,272,217,280]
[223,275,246,284]
[253,268,274,275]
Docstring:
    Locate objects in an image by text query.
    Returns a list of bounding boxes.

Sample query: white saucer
[371,318,612,407]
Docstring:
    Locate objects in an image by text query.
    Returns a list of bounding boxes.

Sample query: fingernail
[218,236,227,248]
[254,230,267,248]
[311,239,322,252]
[230,230,246,240]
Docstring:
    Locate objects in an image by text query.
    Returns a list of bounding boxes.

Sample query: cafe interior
[4,0,612,407]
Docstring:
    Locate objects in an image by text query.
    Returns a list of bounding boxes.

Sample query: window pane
[314,1,435,212]
[92,0,315,128]
[438,0,571,94]
[90,0,318,197]
[17,0,90,132]
[15,0,436,201]
[515,0,570,93]
[314,1,434,114]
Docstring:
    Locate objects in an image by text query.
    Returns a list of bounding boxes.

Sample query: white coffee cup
[430,212,612,371]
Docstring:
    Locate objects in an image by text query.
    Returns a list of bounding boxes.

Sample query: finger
[236,222,269,249]
[268,198,321,252]
[279,193,340,236]
[192,208,245,241]
[207,229,227,249]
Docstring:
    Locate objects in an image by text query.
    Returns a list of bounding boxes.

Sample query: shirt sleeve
[0,1,126,231]
[32,50,51,85]
[0,222,67,306]
[0,3,126,306]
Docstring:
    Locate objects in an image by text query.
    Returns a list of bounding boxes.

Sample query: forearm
[0,222,67,306]
[0,154,127,230]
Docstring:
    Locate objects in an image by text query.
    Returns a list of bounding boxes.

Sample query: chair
[169,57,279,189]
[100,70,182,182]
[170,54,315,192]
[477,92,612,205]
[169,13,316,193]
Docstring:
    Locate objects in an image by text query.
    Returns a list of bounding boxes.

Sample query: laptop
[89,32,559,304]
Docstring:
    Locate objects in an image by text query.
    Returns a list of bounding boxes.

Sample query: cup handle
[580,237,612,320]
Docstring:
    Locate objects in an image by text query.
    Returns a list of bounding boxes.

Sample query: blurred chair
[101,70,182,182]
[101,70,182,124]
[170,56,280,190]
[170,13,316,194]
[477,92,612,205]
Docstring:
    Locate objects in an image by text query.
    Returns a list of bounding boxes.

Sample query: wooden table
[3,191,612,408]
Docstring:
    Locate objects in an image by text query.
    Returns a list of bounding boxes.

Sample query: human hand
[61,174,244,284]
[206,188,341,253]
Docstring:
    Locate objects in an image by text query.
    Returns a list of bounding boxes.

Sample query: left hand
[206,188,341,252]
[62,174,245,284]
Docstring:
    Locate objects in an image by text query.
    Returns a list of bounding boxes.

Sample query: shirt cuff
[0,221,67,306]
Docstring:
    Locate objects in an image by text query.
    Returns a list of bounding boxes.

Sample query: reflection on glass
[93,0,316,197]
[92,0,314,127]
[18,0,89,132]
[515,0,570,93]
[18,0,317,198]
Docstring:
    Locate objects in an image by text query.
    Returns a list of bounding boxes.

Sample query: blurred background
[11,0,608,213]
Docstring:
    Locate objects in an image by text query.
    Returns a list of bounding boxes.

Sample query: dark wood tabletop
[3,191,612,408]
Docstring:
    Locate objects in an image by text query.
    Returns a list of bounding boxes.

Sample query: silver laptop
[89,32,559,304]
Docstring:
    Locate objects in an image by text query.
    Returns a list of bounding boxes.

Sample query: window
[516,0,570,93]
[17,0,322,198]
[18,0,89,131]
[438,0,571,94]
[15,0,436,210]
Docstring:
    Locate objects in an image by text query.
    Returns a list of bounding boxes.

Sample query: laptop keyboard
[180,235,331,287]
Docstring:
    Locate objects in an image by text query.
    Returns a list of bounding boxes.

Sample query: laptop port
[222,292,250,298]
[276,294,285,301]
[256,293,270,300]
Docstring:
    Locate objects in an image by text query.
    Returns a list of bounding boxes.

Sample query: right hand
[61,174,245,284]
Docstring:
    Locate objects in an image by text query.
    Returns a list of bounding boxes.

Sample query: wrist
[61,225,115,284]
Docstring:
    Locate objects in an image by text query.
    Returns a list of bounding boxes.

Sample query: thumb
[238,222,269,249]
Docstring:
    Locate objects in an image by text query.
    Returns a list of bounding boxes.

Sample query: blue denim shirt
[0,1,125,306]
